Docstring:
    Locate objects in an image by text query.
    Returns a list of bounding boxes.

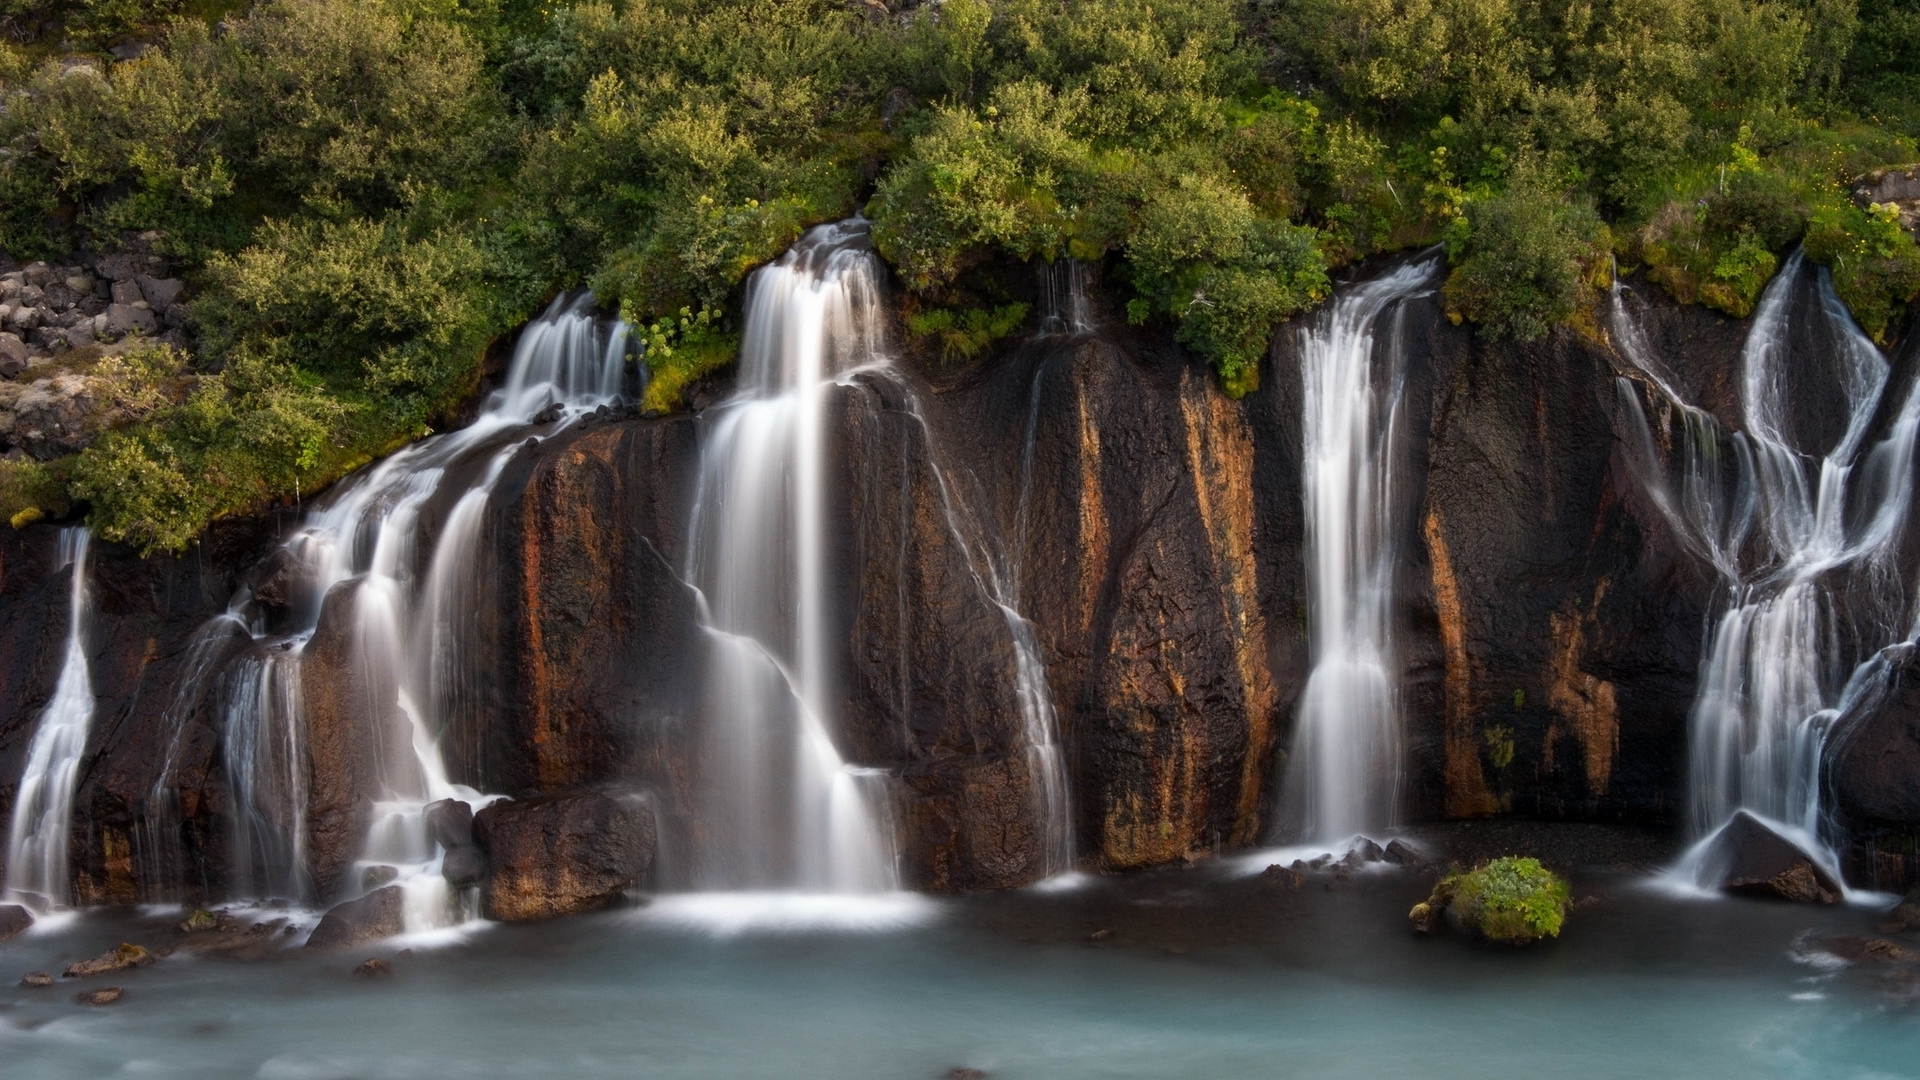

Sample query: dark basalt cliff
[0,266,1910,904]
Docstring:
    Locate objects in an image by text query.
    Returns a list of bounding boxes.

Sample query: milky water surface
[2,866,1916,1080]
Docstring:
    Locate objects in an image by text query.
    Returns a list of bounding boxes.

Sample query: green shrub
[1443,166,1603,341]
[906,302,1031,363]
[1803,195,1920,343]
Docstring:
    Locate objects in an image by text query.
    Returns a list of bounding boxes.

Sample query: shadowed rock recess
[0,257,1915,912]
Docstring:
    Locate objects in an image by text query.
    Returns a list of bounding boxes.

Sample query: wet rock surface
[63,942,153,978]
[1701,811,1843,904]
[474,792,656,921]
[306,886,407,949]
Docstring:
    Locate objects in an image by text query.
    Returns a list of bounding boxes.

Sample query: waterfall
[1282,258,1440,846]
[1038,259,1094,336]
[3,528,95,912]
[203,294,633,921]
[682,220,900,892]
[1612,255,1920,874]
[682,219,1074,891]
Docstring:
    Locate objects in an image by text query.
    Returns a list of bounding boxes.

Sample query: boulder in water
[20,971,52,987]
[306,885,407,949]
[352,957,395,978]
[361,865,399,891]
[1410,857,1571,944]
[1700,811,1841,904]
[1383,839,1426,868]
[75,987,123,1005]
[177,908,218,934]
[63,943,153,978]
[474,791,655,922]
[1260,864,1307,889]
[0,903,31,942]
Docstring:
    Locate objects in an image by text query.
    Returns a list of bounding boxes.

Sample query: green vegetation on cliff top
[2,0,1918,550]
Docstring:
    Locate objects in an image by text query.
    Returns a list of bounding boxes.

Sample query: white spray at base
[1612,253,1920,892]
[208,294,634,928]
[677,219,1073,907]
[1280,257,1441,849]
[3,528,95,913]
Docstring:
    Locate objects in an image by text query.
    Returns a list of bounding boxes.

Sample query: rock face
[474,792,655,921]
[306,885,407,948]
[0,253,1907,907]
[1700,811,1843,903]
[1831,647,1920,827]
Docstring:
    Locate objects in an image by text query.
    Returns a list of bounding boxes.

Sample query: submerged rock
[306,886,407,949]
[1259,864,1307,889]
[1700,811,1842,904]
[177,908,218,934]
[351,957,395,978]
[20,971,52,987]
[1382,839,1426,868]
[474,792,655,922]
[1819,936,1920,964]
[0,904,31,942]
[63,943,154,978]
[75,987,123,1005]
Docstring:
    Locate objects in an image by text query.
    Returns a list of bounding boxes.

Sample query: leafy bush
[1443,166,1603,341]
[1803,195,1920,343]
[906,302,1031,364]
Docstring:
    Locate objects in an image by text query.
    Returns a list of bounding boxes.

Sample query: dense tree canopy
[1,0,1916,549]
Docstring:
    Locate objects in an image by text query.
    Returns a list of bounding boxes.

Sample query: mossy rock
[1410,856,1571,945]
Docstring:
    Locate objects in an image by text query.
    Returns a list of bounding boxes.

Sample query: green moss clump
[1413,856,1572,945]
[906,303,1031,364]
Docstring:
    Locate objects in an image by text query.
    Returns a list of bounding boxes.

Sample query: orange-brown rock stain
[1424,507,1499,818]
[1543,579,1620,798]
[1178,370,1276,846]
[519,432,622,791]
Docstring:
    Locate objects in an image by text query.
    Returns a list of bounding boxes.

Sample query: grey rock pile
[0,237,194,460]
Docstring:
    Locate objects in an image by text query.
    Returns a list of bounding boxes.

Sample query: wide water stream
[2,841,1916,1080]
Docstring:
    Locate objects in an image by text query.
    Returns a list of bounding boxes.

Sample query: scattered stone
[351,957,395,978]
[63,943,154,979]
[109,279,142,307]
[529,401,566,425]
[475,792,656,922]
[105,302,157,337]
[178,908,219,934]
[1383,839,1425,868]
[20,971,52,988]
[1351,837,1385,862]
[1699,811,1842,904]
[1259,864,1307,889]
[135,275,185,312]
[306,886,407,949]
[75,987,123,1006]
[0,904,31,943]
[361,865,400,891]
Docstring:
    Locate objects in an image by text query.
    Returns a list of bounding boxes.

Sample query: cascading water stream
[681,219,1074,893]
[1281,257,1441,847]
[191,295,634,923]
[3,528,96,913]
[1038,259,1095,336]
[682,220,899,892]
[1612,255,1920,883]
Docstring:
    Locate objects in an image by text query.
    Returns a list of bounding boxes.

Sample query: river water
[3,847,1915,1079]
